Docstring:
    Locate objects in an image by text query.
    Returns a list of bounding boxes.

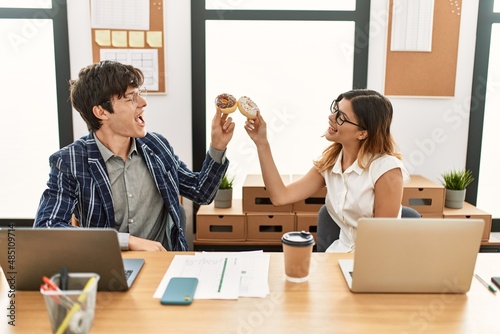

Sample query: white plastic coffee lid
[281,231,315,246]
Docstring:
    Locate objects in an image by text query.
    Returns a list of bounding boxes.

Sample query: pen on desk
[55,276,97,334]
[474,274,497,294]
[40,284,71,308]
[42,276,73,308]
[58,267,69,331]
[217,257,228,293]
[43,276,68,296]
[60,266,68,291]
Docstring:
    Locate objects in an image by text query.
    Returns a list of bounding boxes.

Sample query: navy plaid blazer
[34,132,228,251]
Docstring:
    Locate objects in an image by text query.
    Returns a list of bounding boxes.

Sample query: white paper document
[199,251,271,298]
[154,252,270,300]
[90,0,150,30]
[391,0,434,52]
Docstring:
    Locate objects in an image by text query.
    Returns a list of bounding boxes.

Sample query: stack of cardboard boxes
[243,175,295,243]
[243,174,327,243]
[402,175,446,218]
[443,202,492,242]
[194,174,325,247]
[402,175,491,241]
[194,174,492,248]
[290,175,327,242]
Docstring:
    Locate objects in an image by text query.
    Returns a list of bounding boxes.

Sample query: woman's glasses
[330,100,366,130]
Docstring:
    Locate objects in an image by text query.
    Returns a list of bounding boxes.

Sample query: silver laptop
[0,228,144,291]
[338,218,484,293]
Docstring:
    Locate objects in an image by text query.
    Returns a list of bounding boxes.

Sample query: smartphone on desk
[160,277,198,305]
[491,277,500,290]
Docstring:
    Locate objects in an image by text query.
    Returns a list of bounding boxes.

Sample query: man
[34,60,234,251]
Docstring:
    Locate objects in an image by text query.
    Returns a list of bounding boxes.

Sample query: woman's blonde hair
[314,89,402,173]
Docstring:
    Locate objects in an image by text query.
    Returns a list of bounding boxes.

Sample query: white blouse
[321,151,410,253]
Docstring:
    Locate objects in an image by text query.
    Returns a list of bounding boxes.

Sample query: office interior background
[1,0,498,247]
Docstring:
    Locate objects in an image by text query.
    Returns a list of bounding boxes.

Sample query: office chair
[315,204,421,252]
[401,206,421,218]
[179,204,187,232]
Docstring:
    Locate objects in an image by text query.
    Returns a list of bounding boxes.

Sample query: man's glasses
[123,87,147,106]
[103,87,147,107]
[330,100,366,130]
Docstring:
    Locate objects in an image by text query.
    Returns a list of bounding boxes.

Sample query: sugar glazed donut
[215,93,237,114]
[237,96,259,119]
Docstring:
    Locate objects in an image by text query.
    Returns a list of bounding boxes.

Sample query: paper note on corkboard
[90,0,166,93]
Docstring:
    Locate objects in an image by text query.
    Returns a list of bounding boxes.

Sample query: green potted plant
[441,169,474,209]
[214,172,234,208]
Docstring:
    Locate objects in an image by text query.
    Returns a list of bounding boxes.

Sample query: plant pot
[214,188,232,208]
[445,189,466,209]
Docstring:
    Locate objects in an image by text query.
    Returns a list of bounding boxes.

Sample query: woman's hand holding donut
[211,93,263,149]
[244,111,268,146]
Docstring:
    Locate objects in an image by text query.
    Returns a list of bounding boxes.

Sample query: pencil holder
[40,273,100,334]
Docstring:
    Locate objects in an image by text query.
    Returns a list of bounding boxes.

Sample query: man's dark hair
[69,60,144,131]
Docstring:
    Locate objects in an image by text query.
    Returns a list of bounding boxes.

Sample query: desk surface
[2,252,500,333]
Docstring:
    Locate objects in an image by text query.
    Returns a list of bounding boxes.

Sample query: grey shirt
[95,136,172,250]
[95,135,226,250]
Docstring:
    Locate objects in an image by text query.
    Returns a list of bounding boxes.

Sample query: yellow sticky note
[146,31,163,48]
[95,30,111,46]
[111,31,128,47]
[129,31,145,48]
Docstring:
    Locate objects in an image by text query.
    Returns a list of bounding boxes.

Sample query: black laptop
[0,227,144,291]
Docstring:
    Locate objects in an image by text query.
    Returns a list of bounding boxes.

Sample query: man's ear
[92,105,109,120]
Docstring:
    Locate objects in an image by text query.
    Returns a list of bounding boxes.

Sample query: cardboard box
[196,200,245,241]
[292,190,326,212]
[443,202,492,241]
[246,212,295,241]
[242,174,292,212]
[402,175,445,214]
[295,212,318,241]
[420,213,444,218]
[290,174,326,212]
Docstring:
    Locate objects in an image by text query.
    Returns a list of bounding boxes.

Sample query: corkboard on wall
[90,0,166,93]
[384,0,462,97]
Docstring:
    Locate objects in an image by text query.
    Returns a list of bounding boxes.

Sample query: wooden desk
[2,252,500,333]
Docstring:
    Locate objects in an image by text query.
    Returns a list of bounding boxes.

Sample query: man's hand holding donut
[211,107,235,151]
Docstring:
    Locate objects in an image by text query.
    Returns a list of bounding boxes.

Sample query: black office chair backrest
[316,204,421,251]
[401,206,422,218]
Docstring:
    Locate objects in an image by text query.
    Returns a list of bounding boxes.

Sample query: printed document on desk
[198,251,270,298]
[154,252,270,299]
[154,255,240,299]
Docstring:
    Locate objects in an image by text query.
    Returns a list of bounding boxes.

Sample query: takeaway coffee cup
[281,231,315,283]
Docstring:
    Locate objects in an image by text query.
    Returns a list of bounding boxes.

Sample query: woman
[244,89,409,252]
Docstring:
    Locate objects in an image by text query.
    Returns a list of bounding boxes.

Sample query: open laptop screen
[0,227,144,291]
[339,218,484,293]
